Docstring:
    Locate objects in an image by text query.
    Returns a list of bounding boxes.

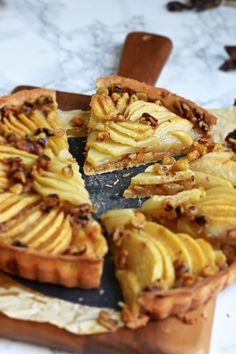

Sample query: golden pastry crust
[97,75,217,132]
[0,243,103,289]
[0,89,107,289]
[84,151,179,176]
[0,88,56,108]
[139,261,236,319]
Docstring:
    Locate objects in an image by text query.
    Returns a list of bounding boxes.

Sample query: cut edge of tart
[124,146,236,198]
[83,75,217,175]
[0,89,108,289]
[102,208,236,328]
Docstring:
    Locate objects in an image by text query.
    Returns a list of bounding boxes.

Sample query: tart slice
[0,89,107,288]
[84,75,217,175]
[102,209,235,327]
[124,145,236,198]
[141,186,236,246]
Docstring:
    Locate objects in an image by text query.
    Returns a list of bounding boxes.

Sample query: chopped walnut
[97,310,118,331]
[62,164,74,178]
[34,128,54,137]
[122,308,149,329]
[111,92,121,103]
[187,149,200,162]
[152,163,166,175]
[227,228,236,240]
[9,183,23,195]
[136,92,148,101]
[40,194,61,212]
[173,259,189,277]
[35,155,51,171]
[201,266,216,277]
[181,273,197,286]
[139,113,158,127]
[97,131,110,142]
[194,215,207,226]
[130,212,146,229]
[71,116,85,127]
[225,129,236,152]
[163,155,176,165]
[113,114,126,122]
[171,158,189,172]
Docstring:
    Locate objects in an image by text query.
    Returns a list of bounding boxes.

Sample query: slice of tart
[124,145,236,198]
[0,89,107,288]
[84,75,217,175]
[102,209,235,328]
[141,186,236,246]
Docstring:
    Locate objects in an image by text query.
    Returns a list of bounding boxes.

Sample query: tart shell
[139,261,236,320]
[0,88,56,107]
[97,75,217,133]
[0,243,103,289]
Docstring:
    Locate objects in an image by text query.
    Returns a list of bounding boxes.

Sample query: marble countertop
[0,0,235,353]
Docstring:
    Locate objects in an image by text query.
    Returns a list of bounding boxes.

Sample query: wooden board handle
[118,32,173,85]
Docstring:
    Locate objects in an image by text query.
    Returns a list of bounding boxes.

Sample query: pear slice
[90,139,136,156]
[143,222,192,273]
[119,121,152,131]
[109,128,157,148]
[121,231,163,287]
[139,229,175,288]
[190,152,236,187]
[193,171,233,189]
[116,270,141,318]
[196,205,236,218]
[176,233,207,274]
[86,148,120,167]
[196,239,216,267]
[109,121,153,140]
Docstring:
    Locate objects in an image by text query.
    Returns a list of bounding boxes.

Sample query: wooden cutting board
[0,300,215,354]
[0,32,214,353]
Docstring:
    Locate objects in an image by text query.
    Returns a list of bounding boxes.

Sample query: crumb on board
[105,184,113,188]
[113,179,119,185]
[78,297,84,302]
[122,173,130,178]
[99,289,105,295]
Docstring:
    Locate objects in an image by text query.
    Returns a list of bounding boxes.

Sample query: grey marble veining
[0,1,236,353]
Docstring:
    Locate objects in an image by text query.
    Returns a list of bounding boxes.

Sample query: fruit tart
[84,75,217,175]
[0,89,107,288]
[102,209,236,328]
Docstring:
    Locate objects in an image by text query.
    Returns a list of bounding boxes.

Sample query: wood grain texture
[0,300,214,354]
[118,32,172,85]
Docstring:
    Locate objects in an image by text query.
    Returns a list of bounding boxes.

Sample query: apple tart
[124,145,236,198]
[83,76,217,175]
[102,209,235,327]
[0,89,107,288]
